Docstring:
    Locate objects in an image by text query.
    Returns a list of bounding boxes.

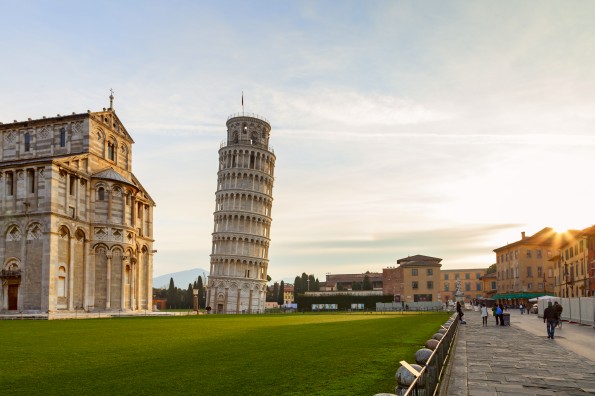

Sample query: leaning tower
[206,113,275,314]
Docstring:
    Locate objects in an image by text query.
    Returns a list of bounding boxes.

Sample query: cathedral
[0,94,155,314]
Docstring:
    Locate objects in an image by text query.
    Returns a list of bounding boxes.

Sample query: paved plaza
[444,308,595,395]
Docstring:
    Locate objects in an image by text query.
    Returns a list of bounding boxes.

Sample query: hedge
[294,294,394,311]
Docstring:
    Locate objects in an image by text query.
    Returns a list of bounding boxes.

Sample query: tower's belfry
[206,113,276,313]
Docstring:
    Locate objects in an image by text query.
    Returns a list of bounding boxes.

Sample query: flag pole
[242,91,244,116]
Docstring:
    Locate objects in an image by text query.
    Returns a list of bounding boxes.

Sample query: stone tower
[207,113,275,314]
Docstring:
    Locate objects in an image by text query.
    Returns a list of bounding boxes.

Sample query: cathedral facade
[0,96,155,314]
[207,113,275,313]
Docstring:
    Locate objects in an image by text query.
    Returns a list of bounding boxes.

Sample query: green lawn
[0,312,449,395]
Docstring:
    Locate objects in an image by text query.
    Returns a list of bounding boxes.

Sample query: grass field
[0,312,449,395]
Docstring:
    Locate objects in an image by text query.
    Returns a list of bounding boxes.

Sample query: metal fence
[394,313,460,396]
[537,296,595,326]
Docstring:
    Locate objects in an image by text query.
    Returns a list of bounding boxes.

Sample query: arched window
[6,171,14,196]
[98,187,105,201]
[57,266,67,297]
[60,128,66,147]
[108,142,115,161]
[27,169,35,193]
[24,132,31,152]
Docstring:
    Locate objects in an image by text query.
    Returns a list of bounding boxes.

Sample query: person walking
[519,303,524,315]
[498,303,505,326]
[456,301,465,323]
[543,301,557,339]
[492,304,499,325]
[480,303,488,327]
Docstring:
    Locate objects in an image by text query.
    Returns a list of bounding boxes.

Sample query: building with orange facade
[554,225,595,298]
[383,255,442,303]
[493,228,579,305]
[440,268,486,303]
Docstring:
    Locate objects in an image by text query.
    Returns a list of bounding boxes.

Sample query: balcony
[0,269,21,279]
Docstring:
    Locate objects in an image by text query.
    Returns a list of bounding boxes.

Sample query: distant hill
[153,268,210,289]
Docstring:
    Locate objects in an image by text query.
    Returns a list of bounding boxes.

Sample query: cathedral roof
[92,167,136,187]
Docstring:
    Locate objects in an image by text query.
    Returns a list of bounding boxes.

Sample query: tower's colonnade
[207,114,275,314]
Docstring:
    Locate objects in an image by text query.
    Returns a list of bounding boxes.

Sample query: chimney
[521,231,526,239]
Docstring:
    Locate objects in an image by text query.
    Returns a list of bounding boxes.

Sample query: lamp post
[193,288,199,312]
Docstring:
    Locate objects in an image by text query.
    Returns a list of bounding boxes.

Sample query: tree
[186,283,194,309]
[196,275,205,308]
[314,278,320,291]
[363,275,373,290]
[486,264,497,274]
[273,282,279,303]
[278,281,285,306]
[308,274,316,292]
[267,274,272,282]
[167,277,177,308]
[352,281,362,291]
[294,276,302,299]
[301,273,309,291]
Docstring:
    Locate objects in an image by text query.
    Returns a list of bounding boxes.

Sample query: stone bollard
[395,363,424,395]
[425,338,439,350]
[415,348,433,366]
[432,333,443,341]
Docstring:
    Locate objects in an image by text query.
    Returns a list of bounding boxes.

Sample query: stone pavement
[443,309,595,395]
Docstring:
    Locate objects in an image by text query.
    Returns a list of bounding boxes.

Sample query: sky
[2,1,595,284]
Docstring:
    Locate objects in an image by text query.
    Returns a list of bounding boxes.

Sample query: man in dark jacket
[543,302,557,339]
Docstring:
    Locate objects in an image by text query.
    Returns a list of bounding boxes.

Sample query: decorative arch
[93,243,109,254]
[107,135,118,162]
[26,222,43,240]
[75,229,86,242]
[3,257,21,271]
[58,225,71,239]
[97,185,106,201]
[5,224,21,241]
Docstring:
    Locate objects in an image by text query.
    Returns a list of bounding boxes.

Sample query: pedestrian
[498,303,505,326]
[456,301,465,322]
[554,301,563,324]
[543,301,557,339]
[480,303,488,327]
[519,303,524,315]
[492,304,499,325]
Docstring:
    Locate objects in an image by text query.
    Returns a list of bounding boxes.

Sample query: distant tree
[363,275,373,290]
[294,276,302,299]
[352,281,362,291]
[167,277,176,308]
[267,275,272,282]
[486,264,497,274]
[186,283,194,309]
[301,273,309,291]
[278,281,285,306]
[266,285,274,302]
[337,283,345,291]
[273,282,279,303]
[314,278,320,291]
[307,274,316,292]
[196,276,205,308]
